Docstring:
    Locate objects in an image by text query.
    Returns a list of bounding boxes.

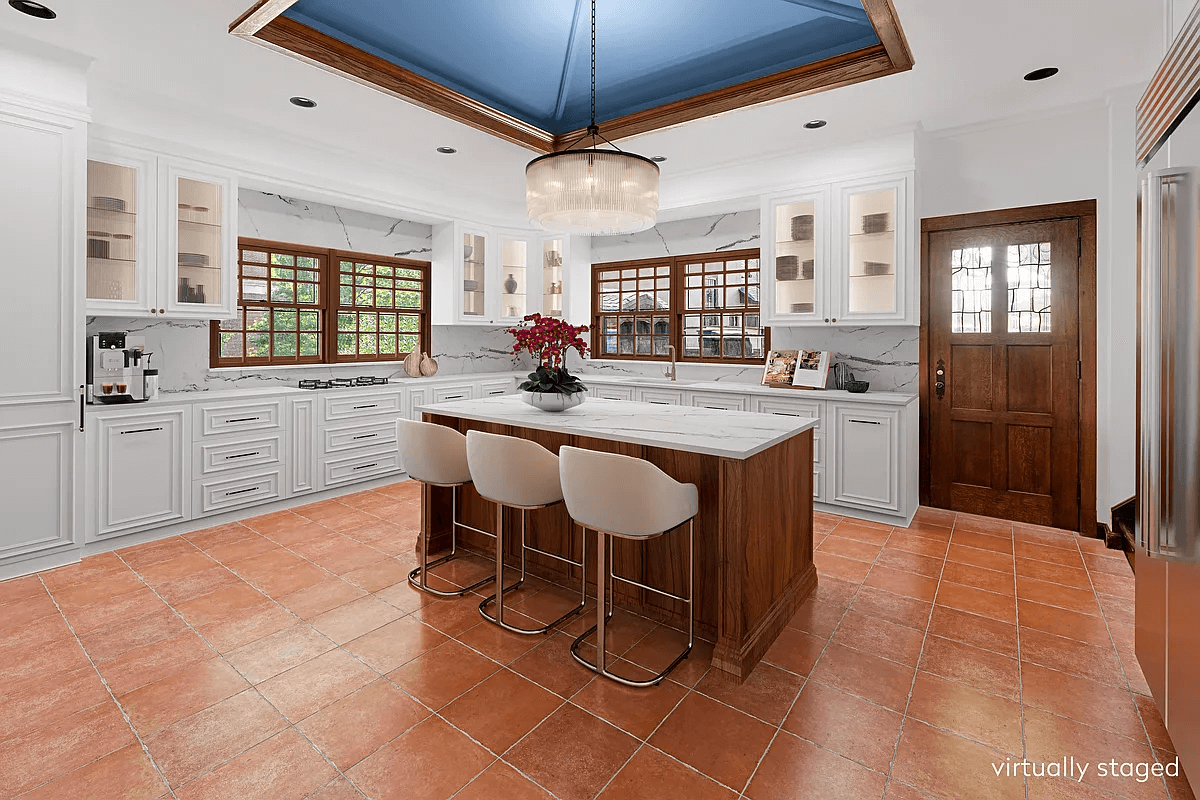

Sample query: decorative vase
[419,353,439,376]
[403,349,423,378]
[522,391,585,412]
[504,274,518,294]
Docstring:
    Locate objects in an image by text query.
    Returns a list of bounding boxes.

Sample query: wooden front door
[927,218,1082,529]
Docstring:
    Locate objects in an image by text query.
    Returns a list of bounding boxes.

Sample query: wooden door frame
[919,200,1098,535]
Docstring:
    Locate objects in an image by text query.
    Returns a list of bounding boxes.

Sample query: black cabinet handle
[353,404,378,410]
[848,419,882,425]
[352,433,378,440]
[225,486,259,496]
[78,385,84,432]
[121,427,163,435]
[226,416,261,424]
[225,451,260,460]
[353,462,378,471]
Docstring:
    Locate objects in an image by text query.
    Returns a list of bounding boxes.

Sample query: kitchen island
[416,395,818,680]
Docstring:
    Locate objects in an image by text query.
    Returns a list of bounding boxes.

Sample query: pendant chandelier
[526,0,660,236]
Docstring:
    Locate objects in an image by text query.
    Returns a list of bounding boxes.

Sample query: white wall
[920,99,1138,525]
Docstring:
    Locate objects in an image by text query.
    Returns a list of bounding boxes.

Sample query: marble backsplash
[581,210,918,393]
[86,190,522,393]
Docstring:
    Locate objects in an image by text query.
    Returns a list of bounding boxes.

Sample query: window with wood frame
[591,248,768,364]
[211,237,430,367]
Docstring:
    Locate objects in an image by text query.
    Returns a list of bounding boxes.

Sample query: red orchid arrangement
[507,313,589,369]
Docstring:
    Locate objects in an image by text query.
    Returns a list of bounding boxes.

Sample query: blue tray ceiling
[283,0,879,135]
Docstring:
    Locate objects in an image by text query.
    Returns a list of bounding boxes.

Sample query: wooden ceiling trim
[228,1,913,153]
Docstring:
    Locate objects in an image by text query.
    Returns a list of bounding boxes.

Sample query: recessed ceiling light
[436,146,457,154]
[650,155,667,162]
[8,0,56,19]
[1023,67,1059,81]
[289,96,317,108]
[804,119,827,129]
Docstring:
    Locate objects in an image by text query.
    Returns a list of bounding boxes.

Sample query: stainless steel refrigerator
[1137,1,1200,780]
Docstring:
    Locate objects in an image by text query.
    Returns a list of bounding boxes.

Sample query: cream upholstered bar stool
[464,430,587,634]
[397,419,496,597]
[558,445,698,687]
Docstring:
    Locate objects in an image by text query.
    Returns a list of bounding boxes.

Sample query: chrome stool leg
[408,484,496,597]
[570,520,694,687]
[479,504,587,635]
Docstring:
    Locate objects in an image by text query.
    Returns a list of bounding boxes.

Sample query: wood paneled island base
[418,396,818,681]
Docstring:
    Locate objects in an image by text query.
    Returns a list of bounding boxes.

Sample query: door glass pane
[463,233,485,316]
[500,237,527,319]
[951,246,992,333]
[846,187,896,315]
[775,198,816,315]
[542,239,563,317]
[177,177,222,306]
[1007,243,1052,332]
[86,160,138,302]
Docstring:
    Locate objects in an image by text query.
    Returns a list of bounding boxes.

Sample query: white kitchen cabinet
[192,434,283,477]
[323,389,404,422]
[539,235,567,319]
[87,141,238,320]
[0,82,88,576]
[195,398,285,437]
[831,404,901,512]
[688,390,748,411]
[479,376,515,397]
[752,395,825,500]
[432,221,552,325]
[590,384,635,402]
[90,408,189,539]
[636,387,685,405]
[193,469,283,516]
[406,385,430,420]
[289,396,316,496]
[761,170,915,327]
[432,382,477,403]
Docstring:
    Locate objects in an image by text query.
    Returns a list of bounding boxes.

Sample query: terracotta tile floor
[1,486,1195,800]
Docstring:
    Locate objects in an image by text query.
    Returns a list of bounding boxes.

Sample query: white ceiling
[0,0,1164,224]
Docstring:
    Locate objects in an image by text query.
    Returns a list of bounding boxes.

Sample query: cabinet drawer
[590,385,634,401]
[478,378,513,397]
[193,435,283,477]
[323,419,398,455]
[752,396,823,431]
[433,383,477,403]
[195,399,284,439]
[636,387,684,405]
[322,390,404,423]
[688,391,748,411]
[323,448,404,488]
[193,469,283,516]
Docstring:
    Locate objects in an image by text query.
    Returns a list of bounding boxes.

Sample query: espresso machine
[86,332,156,404]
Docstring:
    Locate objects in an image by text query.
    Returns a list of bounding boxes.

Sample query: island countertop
[415,395,818,459]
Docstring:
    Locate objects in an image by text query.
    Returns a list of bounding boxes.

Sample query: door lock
[935,359,946,400]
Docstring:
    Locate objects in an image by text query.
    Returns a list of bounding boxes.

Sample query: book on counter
[761,349,831,389]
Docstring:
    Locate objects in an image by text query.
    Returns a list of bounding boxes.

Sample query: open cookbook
[761,349,831,389]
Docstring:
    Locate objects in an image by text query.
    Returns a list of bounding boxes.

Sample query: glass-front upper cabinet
[833,173,909,323]
[541,237,564,318]
[761,187,827,325]
[85,147,156,315]
[161,159,237,319]
[498,235,528,321]
[461,230,487,320]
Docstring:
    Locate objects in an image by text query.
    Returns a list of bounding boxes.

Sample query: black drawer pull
[352,433,378,440]
[353,462,379,471]
[225,451,260,460]
[225,486,259,496]
[848,419,882,425]
[353,404,378,410]
[441,394,466,400]
[226,416,261,424]
[121,427,163,435]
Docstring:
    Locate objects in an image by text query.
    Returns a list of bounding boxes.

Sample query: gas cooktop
[298,377,390,390]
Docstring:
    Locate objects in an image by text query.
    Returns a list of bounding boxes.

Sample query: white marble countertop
[416,395,818,459]
[577,374,917,405]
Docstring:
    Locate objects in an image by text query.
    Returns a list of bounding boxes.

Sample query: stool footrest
[610,572,690,604]
[570,626,692,687]
[408,551,493,597]
[478,593,584,635]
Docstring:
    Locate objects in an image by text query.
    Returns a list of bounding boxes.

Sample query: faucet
[664,344,677,381]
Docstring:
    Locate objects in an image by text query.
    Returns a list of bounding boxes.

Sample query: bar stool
[397,419,496,597]
[558,446,697,687]
[465,430,587,634]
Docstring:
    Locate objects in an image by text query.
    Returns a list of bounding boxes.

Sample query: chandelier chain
[590,0,596,131]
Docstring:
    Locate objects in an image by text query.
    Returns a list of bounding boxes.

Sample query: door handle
[79,385,85,431]
[935,359,946,400]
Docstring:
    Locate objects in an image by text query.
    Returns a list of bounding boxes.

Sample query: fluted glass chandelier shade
[526,149,660,236]
[525,0,660,236]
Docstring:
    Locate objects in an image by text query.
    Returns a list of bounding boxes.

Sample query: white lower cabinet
[193,469,283,515]
[323,447,405,487]
[290,397,316,497]
[432,382,476,403]
[89,408,189,539]
[479,377,514,397]
[752,395,826,503]
[406,386,430,421]
[831,404,901,512]
[636,387,685,405]
[591,385,635,402]
[688,390,748,411]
